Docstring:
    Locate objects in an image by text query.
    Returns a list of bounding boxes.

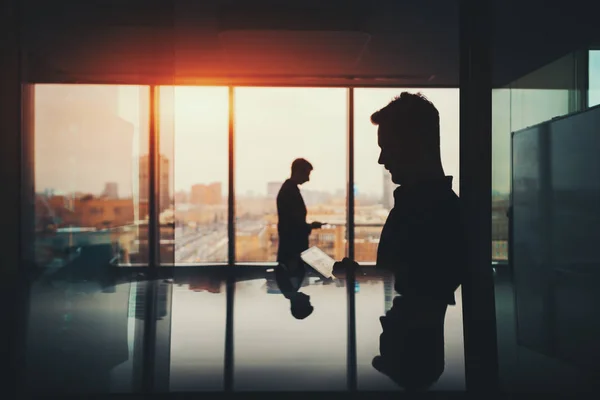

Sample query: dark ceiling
[20,0,600,87]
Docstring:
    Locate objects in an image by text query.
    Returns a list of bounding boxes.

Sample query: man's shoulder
[279,179,295,190]
[278,180,299,195]
[277,180,290,194]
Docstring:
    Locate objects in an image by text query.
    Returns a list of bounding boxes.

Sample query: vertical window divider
[224,85,236,391]
[142,84,160,394]
[577,49,590,111]
[460,0,499,392]
[228,86,236,266]
[149,85,160,269]
[346,87,357,391]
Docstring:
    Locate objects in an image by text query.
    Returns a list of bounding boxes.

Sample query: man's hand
[310,221,324,229]
[333,257,360,270]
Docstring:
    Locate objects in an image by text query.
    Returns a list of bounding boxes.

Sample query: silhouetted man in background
[276,158,323,266]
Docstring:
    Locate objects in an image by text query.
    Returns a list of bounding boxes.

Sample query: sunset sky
[116,86,461,197]
[37,49,600,200]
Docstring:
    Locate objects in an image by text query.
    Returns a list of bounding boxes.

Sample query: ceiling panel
[19,0,600,87]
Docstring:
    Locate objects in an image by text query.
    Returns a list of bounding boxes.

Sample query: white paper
[301,246,336,279]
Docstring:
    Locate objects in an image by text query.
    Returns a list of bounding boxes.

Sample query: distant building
[301,189,332,207]
[102,182,119,199]
[190,182,222,205]
[36,194,135,230]
[34,85,134,196]
[174,190,189,204]
[267,182,283,198]
[139,154,171,215]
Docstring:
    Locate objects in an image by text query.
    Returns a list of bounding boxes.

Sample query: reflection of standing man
[274,259,314,320]
[276,158,323,265]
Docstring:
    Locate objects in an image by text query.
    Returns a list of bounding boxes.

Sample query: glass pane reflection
[169,273,227,391]
[26,84,149,394]
[232,268,347,391]
[26,275,144,393]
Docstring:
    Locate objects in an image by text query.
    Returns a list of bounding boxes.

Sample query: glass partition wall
[85,86,461,268]
[25,84,466,393]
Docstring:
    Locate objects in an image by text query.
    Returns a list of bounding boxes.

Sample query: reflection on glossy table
[25,264,465,394]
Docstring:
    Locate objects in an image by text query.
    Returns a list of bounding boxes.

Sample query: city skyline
[119,86,463,195]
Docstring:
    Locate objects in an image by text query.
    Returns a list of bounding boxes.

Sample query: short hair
[291,303,314,320]
[291,158,313,174]
[370,92,440,150]
[290,293,314,320]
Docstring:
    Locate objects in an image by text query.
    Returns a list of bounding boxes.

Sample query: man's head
[370,92,442,185]
[290,158,313,185]
[290,292,314,319]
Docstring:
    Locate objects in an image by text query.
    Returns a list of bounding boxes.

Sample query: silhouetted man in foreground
[276,158,323,266]
[372,92,465,303]
[338,92,465,389]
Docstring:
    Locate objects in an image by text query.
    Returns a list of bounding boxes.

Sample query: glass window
[27,84,149,393]
[33,84,149,265]
[492,88,511,262]
[161,87,229,264]
[492,49,594,392]
[234,88,347,263]
[492,53,581,263]
[589,50,600,107]
[354,88,460,263]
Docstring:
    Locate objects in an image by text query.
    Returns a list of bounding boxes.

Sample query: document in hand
[301,246,336,279]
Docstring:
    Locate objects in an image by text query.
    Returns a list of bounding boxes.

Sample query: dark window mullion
[459,0,499,392]
[346,87,357,391]
[149,85,160,269]
[224,86,236,391]
[228,86,235,265]
[142,85,160,394]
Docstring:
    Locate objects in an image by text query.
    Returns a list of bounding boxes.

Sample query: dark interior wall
[0,0,23,397]
[21,0,457,85]
[490,0,592,86]
[17,0,600,87]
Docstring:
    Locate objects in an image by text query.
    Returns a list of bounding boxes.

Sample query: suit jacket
[276,179,311,263]
[376,177,466,305]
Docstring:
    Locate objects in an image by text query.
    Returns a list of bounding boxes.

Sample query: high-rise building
[139,154,171,214]
[34,85,134,197]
